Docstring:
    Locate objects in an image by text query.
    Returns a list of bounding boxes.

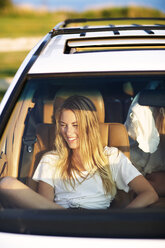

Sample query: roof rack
[50,18,165,37]
[132,24,155,34]
[51,25,165,38]
[59,17,165,28]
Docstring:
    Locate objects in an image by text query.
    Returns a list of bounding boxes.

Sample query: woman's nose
[66,125,73,136]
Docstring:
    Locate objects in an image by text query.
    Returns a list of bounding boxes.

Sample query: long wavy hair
[54,95,116,196]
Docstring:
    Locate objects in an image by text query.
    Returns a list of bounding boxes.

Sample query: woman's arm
[38,180,55,201]
[0,177,64,209]
[126,175,159,208]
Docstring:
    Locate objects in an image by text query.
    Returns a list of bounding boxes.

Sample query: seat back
[100,122,130,159]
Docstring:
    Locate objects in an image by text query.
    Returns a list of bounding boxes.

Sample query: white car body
[0,18,165,247]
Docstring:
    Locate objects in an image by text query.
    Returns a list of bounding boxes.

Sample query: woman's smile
[67,137,77,141]
[67,136,78,145]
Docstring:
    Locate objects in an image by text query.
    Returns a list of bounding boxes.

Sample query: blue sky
[13,0,165,12]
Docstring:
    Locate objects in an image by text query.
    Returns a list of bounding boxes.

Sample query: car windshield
[0,73,165,237]
[1,74,165,186]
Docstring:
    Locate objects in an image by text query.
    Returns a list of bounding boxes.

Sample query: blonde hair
[54,95,116,196]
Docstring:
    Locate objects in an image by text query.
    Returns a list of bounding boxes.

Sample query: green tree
[0,0,13,9]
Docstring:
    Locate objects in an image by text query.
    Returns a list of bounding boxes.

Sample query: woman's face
[60,109,79,150]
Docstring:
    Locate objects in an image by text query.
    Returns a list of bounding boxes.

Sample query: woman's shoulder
[104,146,120,158]
[41,150,59,164]
[104,146,125,165]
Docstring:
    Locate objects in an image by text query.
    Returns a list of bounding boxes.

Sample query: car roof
[28,18,165,74]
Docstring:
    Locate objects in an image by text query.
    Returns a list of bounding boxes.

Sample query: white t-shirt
[33,147,141,209]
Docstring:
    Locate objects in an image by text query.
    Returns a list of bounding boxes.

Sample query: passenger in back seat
[0,95,158,209]
[125,95,165,197]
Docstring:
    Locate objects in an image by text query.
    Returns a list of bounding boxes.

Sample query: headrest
[53,88,105,123]
[43,100,54,124]
[99,122,130,159]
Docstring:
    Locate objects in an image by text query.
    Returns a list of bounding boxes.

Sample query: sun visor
[138,90,165,107]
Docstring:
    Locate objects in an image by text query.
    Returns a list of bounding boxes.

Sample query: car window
[0,73,165,237]
[0,74,164,190]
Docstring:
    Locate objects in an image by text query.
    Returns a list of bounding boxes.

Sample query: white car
[0,18,165,247]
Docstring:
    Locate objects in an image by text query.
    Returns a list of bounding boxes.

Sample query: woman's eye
[60,123,66,127]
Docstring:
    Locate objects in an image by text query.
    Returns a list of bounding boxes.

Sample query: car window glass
[0,75,165,204]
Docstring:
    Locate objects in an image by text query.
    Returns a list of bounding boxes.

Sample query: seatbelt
[19,103,42,180]
[22,107,37,153]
